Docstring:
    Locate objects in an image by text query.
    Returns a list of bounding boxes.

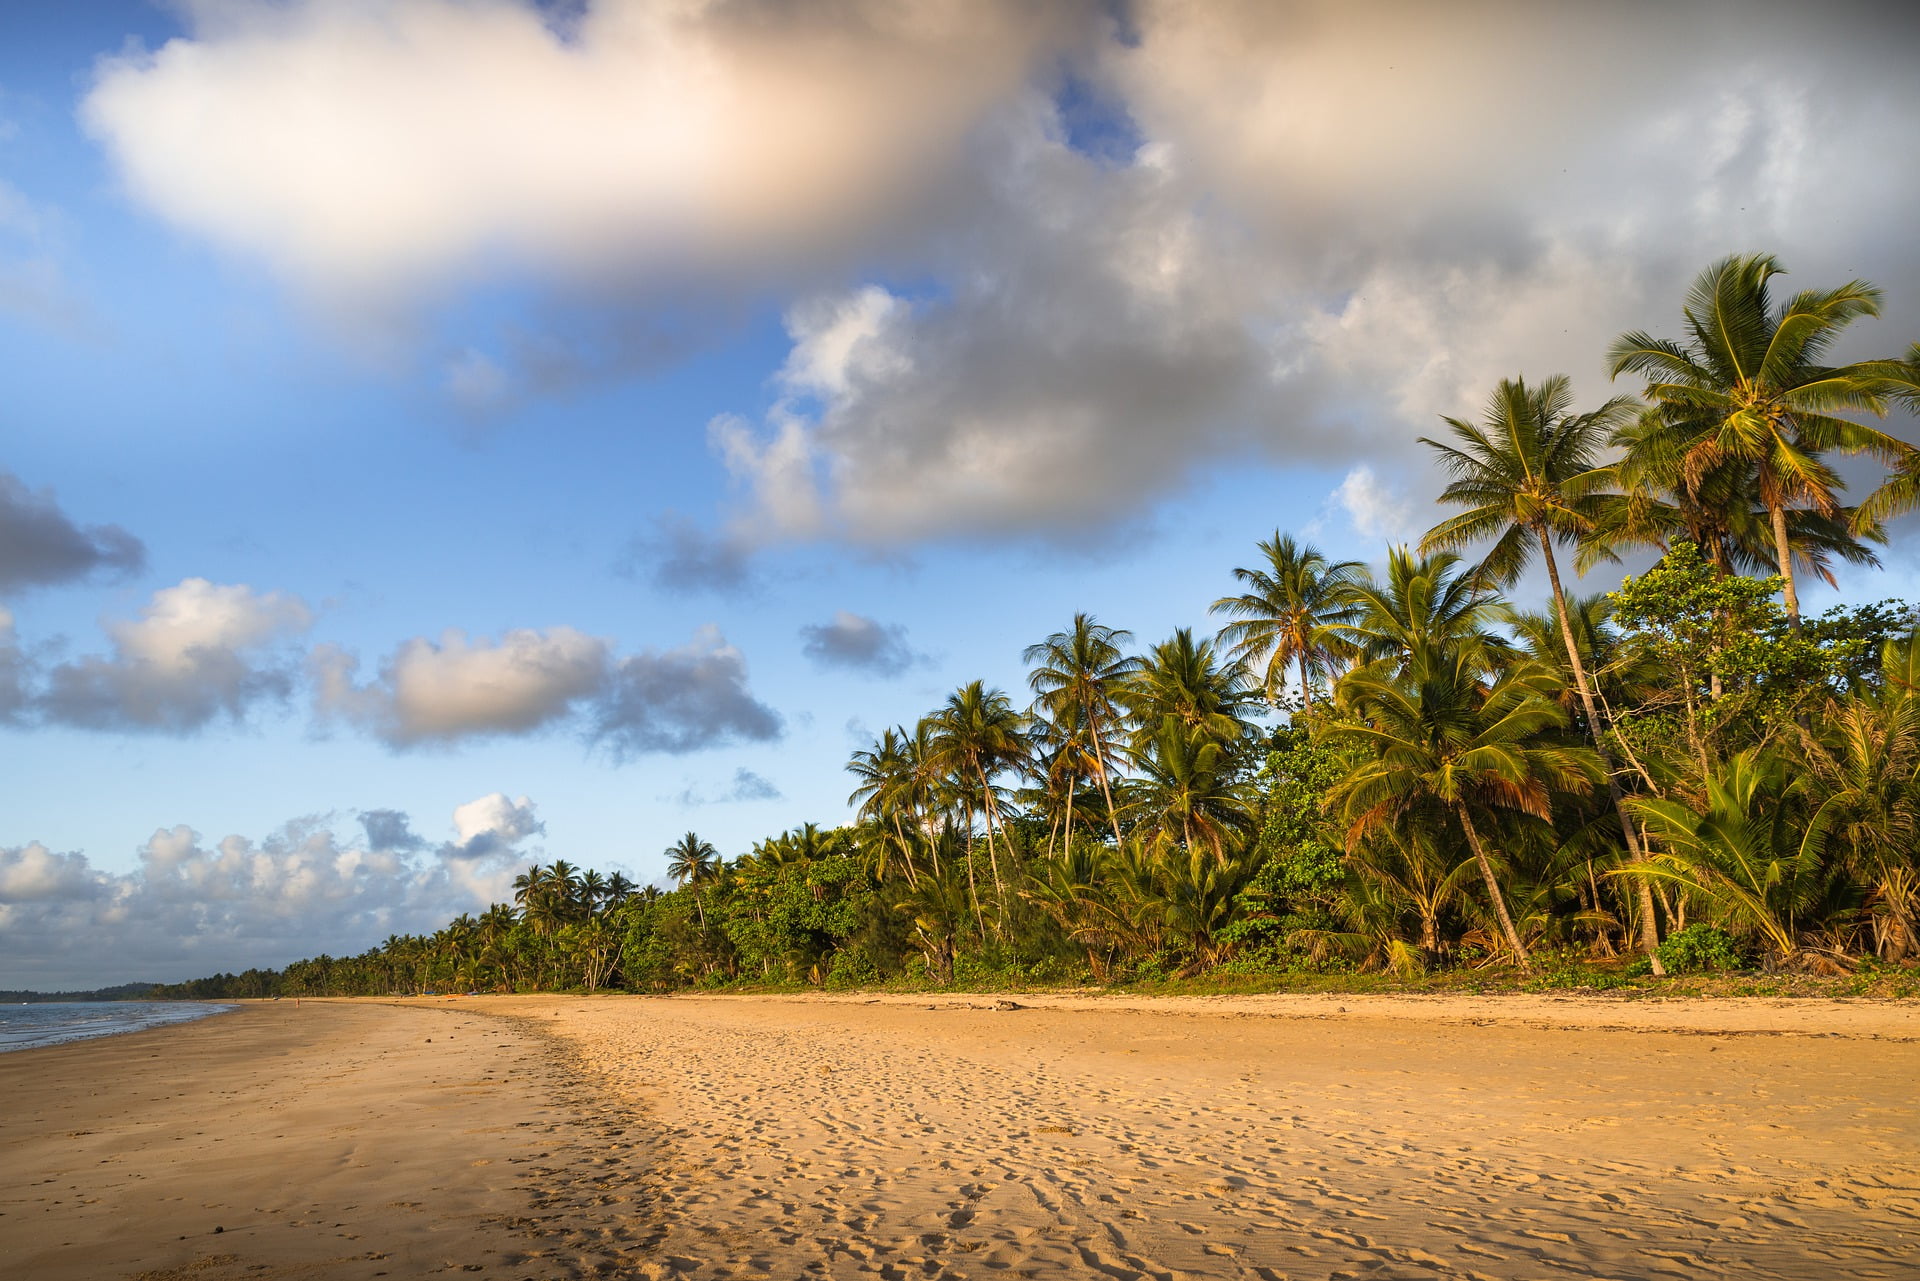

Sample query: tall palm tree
[1325,651,1601,974]
[1023,614,1140,848]
[1588,403,1881,586]
[665,831,719,928]
[1420,374,1663,964]
[930,681,1029,909]
[848,726,921,888]
[1608,252,1897,627]
[1211,533,1364,712]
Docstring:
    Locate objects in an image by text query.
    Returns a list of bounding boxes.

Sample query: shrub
[1656,925,1749,974]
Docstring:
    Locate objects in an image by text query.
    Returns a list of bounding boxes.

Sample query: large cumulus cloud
[0,792,548,991]
[80,0,1920,544]
[81,0,1085,305]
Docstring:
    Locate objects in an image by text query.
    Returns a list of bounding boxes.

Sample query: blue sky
[3,0,1916,988]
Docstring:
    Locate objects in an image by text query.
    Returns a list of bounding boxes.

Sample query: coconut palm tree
[1210,533,1364,712]
[847,726,921,888]
[1127,628,1254,754]
[1323,548,1512,677]
[1325,650,1601,974]
[1419,374,1663,964]
[1024,615,1140,848]
[930,681,1029,909]
[1608,253,1898,628]
[1587,403,1882,587]
[1856,344,1920,530]
[665,831,719,928]
[1123,717,1255,866]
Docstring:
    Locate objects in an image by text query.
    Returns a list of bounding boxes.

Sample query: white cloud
[313,626,609,746]
[448,791,543,860]
[82,0,1079,309]
[41,578,313,731]
[0,793,549,990]
[1331,465,1417,546]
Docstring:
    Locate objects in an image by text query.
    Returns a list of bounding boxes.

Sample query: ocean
[0,1001,234,1053]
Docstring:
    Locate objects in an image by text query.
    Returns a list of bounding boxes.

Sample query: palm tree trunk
[977,765,1007,909]
[1536,529,1666,973]
[1298,651,1313,713]
[1768,498,1802,631]
[891,813,919,889]
[1456,804,1531,975]
[1061,772,1077,862]
[1083,696,1127,848]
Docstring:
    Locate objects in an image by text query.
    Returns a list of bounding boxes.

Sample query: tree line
[151,252,1920,1000]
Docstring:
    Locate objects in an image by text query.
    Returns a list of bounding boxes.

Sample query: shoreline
[4,992,1917,1278]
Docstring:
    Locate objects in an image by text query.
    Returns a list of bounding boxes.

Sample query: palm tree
[1608,252,1897,628]
[1210,533,1364,712]
[665,832,719,928]
[1127,628,1253,753]
[847,727,921,888]
[1624,747,1840,964]
[1323,548,1511,677]
[1589,403,1881,587]
[930,681,1029,910]
[1024,614,1140,848]
[1325,651,1601,974]
[1856,344,1920,530]
[1419,374,1662,964]
[1123,717,1255,865]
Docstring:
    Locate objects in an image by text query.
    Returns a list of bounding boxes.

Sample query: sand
[4,993,1918,1279]
[0,999,653,1280]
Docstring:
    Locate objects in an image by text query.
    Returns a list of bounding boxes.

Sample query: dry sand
[4,993,1918,1280]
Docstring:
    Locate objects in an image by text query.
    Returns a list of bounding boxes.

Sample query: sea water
[0,1001,233,1053]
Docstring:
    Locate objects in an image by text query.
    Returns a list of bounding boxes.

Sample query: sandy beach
[4,993,1918,1280]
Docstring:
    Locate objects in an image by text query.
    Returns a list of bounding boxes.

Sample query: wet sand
[3,993,1917,1279]
[0,999,652,1280]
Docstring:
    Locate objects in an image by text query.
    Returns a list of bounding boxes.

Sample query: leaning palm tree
[1324,650,1602,974]
[664,831,719,928]
[1024,614,1140,848]
[1608,252,1897,628]
[1210,533,1364,712]
[1420,374,1662,965]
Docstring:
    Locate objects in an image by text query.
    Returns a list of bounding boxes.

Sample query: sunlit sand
[7,995,1915,1279]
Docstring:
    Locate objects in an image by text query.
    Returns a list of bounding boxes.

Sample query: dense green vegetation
[153,253,1920,1001]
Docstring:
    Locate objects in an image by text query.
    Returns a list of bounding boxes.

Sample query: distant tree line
[151,253,1920,999]
[1,983,161,1003]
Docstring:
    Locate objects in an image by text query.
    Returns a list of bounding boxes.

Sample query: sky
[3,0,1918,989]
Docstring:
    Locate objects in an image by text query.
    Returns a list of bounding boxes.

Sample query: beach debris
[994,1000,1025,1011]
